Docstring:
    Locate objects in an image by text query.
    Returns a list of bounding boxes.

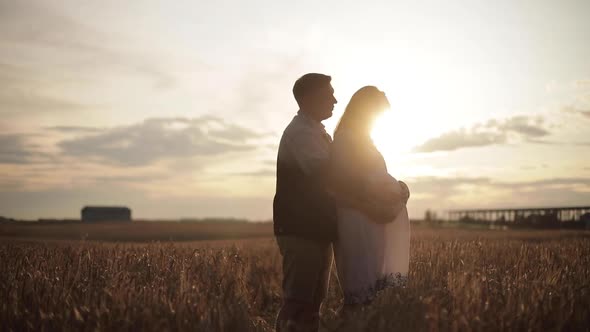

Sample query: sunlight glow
[333,53,463,169]
[371,109,421,160]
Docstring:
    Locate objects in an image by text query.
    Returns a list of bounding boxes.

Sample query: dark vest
[272,157,337,242]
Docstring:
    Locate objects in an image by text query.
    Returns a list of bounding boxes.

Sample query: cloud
[92,174,170,183]
[57,116,268,166]
[0,134,36,164]
[206,121,268,141]
[409,176,590,192]
[0,62,92,115]
[412,130,506,153]
[407,176,492,196]
[405,176,590,215]
[573,79,590,105]
[231,169,276,177]
[495,115,550,137]
[413,115,551,153]
[492,177,590,189]
[0,134,51,164]
[0,88,86,115]
[0,176,24,191]
[45,125,104,133]
[562,105,590,119]
[0,1,177,91]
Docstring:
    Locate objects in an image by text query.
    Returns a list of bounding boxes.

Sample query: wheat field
[1,225,589,331]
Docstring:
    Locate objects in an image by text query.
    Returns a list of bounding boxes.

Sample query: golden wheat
[0,227,589,331]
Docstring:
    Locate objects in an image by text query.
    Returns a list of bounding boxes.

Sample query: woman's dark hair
[334,86,390,141]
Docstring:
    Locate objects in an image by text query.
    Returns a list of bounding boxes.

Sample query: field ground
[0,221,273,242]
[1,223,589,331]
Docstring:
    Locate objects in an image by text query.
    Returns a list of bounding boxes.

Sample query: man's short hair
[292,73,332,106]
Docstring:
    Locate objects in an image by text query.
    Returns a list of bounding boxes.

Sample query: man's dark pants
[275,235,333,332]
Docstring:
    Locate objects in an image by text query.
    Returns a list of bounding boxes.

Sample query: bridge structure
[447,206,590,226]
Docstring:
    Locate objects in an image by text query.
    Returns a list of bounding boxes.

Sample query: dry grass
[0,221,273,242]
[1,226,589,331]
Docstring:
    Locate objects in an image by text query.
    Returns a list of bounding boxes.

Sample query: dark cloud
[0,134,51,164]
[57,116,268,166]
[562,105,590,118]
[0,134,35,164]
[45,125,104,133]
[413,115,551,153]
[495,115,549,137]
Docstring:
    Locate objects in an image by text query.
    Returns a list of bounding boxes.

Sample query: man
[273,73,338,332]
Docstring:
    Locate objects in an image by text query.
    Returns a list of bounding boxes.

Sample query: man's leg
[311,242,333,325]
[275,236,333,332]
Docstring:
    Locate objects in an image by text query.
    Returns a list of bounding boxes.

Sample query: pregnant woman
[329,86,411,308]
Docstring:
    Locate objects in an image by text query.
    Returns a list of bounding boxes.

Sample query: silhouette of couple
[273,73,411,331]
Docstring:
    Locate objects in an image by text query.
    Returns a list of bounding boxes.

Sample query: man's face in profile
[310,83,337,121]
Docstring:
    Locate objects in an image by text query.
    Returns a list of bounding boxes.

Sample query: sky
[0,0,589,220]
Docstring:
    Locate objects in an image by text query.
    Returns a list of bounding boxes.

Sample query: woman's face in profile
[377,90,391,113]
[367,90,390,125]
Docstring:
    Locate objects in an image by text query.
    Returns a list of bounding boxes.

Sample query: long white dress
[331,138,411,305]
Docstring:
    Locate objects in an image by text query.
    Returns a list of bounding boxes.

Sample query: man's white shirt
[278,111,332,176]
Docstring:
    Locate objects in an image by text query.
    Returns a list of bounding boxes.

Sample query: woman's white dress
[331,137,411,305]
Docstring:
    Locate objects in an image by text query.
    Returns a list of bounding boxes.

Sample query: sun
[331,61,448,166]
[371,109,421,161]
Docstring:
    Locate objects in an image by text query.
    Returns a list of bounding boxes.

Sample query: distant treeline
[0,216,269,224]
[0,220,273,242]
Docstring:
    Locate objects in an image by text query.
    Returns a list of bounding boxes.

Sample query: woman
[329,86,411,307]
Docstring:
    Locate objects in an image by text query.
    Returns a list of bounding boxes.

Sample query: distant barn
[81,206,132,223]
